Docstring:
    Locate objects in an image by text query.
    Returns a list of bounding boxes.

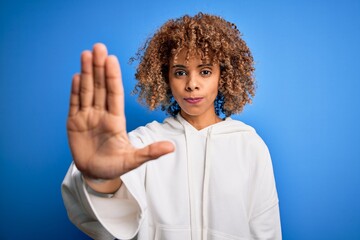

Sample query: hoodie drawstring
[184,127,198,240]
[202,127,212,240]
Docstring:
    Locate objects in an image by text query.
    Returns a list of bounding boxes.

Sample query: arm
[249,141,282,240]
[66,43,174,190]
[62,162,147,240]
[61,163,116,240]
[63,43,174,238]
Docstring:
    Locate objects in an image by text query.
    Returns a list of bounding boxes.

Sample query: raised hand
[67,43,174,191]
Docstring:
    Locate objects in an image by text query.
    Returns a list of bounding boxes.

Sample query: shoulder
[130,116,182,135]
[224,120,274,177]
[219,118,270,155]
[219,118,265,141]
[128,116,182,146]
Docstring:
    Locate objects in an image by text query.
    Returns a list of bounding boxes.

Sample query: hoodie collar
[163,114,255,135]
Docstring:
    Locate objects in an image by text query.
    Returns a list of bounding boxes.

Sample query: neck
[180,110,222,130]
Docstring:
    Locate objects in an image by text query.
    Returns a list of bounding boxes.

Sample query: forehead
[170,47,215,65]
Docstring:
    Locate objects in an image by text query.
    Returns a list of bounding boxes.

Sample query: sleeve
[61,132,149,240]
[61,162,147,240]
[61,163,116,240]
[248,138,282,240]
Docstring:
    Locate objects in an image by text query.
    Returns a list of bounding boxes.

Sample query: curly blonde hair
[132,12,255,117]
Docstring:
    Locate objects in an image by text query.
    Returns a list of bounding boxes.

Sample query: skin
[67,43,174,193]
[169,49,222,130]
[67,43,222,194]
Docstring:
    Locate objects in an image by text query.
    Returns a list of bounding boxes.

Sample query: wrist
[83,175,122,195]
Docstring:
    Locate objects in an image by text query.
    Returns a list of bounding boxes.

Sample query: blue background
[1,0,359,239]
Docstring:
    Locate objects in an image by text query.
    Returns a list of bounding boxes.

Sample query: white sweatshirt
[62,115,282,240]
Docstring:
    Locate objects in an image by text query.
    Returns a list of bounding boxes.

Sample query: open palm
[67,43,173,181]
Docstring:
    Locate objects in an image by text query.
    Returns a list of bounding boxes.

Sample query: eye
[174,70,187,77]
[201,70,212,76]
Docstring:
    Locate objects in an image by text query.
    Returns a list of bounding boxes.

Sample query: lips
[184,97,203,104]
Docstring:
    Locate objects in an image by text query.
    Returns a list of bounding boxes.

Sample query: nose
[185,76,199,92]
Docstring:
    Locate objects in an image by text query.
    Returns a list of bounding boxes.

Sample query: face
[168,49,220,122]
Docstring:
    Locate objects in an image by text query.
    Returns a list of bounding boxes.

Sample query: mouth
[184,97,203,104]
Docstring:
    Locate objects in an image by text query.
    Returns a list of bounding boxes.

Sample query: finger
[68,74,80,116]
[80,50,94,110]
[105,55,124,116]
[93,43,108,110]
[134,141,175,166]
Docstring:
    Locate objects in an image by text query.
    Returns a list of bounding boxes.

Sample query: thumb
[134,141,175,165]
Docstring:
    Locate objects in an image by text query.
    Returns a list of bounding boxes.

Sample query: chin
[181,109,206,118]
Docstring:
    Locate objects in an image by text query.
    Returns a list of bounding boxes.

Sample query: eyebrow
[172,63,213,68]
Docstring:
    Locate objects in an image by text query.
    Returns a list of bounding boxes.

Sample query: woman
[62,13,281,240]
